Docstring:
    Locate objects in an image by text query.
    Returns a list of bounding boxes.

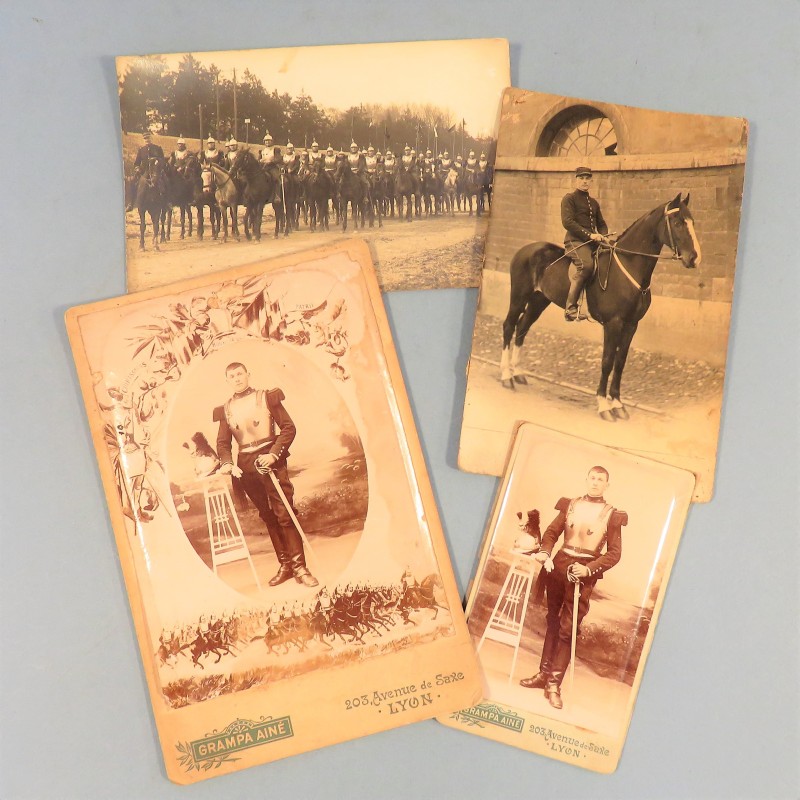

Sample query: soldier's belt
[239,437,273,453]
[560,546,598,559]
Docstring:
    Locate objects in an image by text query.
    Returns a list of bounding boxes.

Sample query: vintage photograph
[459,87,748,501]
[443,423,694,771]
[66,242,481,782]
[117,39,509,293]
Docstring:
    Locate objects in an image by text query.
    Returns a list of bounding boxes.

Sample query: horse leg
[608,320,638,420]
[341,199,348,233]
[232,204,240,241]
[138,209,146,250]
[597,319,623,421]
[510,293,551,386]
[151,209,160,251]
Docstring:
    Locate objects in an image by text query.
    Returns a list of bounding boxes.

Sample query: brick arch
[528,99,630,157]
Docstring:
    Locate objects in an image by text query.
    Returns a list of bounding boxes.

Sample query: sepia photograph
[117,39,510,293]
[66,241,481,781]
[443,423,695,772]
[459,87,747,501]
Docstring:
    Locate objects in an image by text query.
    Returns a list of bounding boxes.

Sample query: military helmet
[263,132,273,143]
[206,136,216,145]
[426,149,432,156]
[177,136,186,145]
[286,142,294,150]
[368,145,375,154]
[228,138,237,148]
[311,141,319,149]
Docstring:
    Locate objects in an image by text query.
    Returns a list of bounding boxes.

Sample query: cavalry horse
[306,160,335,231]
[335,157,369,232]
[442,167,459,216]
[500,194,702,421]
[393,163,417,222]
[161,156,197,240]
[461,166,483,216]
[228,149,275,241]
[397,574,447,625]
[208,163,240,242]
[130,157,166,251]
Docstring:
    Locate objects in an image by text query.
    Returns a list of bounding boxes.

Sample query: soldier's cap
[143,131,152,139]
[575,166,593,177]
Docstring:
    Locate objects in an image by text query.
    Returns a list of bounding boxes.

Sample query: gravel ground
[471,313,725,408]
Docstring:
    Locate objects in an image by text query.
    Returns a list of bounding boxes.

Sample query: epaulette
[611,509,629,526]
[555,497,571,512]
[266,387,285,405]
[212,405,225,422]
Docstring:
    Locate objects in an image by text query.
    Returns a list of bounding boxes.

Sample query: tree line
[119,54,496,159]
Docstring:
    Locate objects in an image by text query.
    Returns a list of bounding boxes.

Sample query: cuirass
[347,153,360,169]
[226,391,272,447]
[563,498,612,552]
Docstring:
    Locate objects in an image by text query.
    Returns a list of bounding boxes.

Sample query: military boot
[290,553,319,588]
[268,551,294,587]
[545,673,564,709]
[520,661,552,689]
[565,278,587,322]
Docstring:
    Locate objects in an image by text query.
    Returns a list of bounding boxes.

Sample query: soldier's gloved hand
[534,552,554,572]
[219,463,233,475]
[255,454,278,474]
[590,232,605,242]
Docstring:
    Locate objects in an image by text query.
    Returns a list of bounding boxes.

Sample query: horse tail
[510,241,566,296]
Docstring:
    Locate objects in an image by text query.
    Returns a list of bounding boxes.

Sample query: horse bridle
[662,204,683,261]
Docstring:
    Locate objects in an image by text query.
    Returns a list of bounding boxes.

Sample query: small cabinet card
[441,422,694,772]
[66,240,480,782]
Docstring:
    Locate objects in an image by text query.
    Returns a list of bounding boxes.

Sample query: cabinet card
[442,422,694,772]
[459,87,748,501]
[66,240,480,783]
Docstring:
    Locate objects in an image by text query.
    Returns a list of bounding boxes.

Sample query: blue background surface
[1,2,797,797]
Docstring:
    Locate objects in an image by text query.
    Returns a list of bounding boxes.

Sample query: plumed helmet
[286,142,294,150]
[206,136,216,144]
[368,145,375,153]
[469,150,475,157]
[327,145,333,153]
[443,150,449,157]
[426,149,432,156]
[311,141,319,149]
[228,138,237,147]
[350,141,358,151]
[404,145,411,152]
[263,132,273,143]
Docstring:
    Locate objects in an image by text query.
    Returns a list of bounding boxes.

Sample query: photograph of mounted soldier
[459,88,748,502]
[116,40,509,292]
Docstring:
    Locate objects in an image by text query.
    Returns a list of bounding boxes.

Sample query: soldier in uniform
[224,138,239,169]
[127,132,166,210]
[424,148,435,171]
[167,136,191,171]
[308,141,323,167]
[519,466,627,709]
[201,136,224,167]
[215,362,318,588]
[561,166,613,321]
[364,145,379,176]
[261,132,276,164]
[323,145,337,174]
[282,142,300,175]
[400,145,414,170]
[464,149,479,177]
[383,148,396,171]
[438,149,453,177]
[345,141,369,193]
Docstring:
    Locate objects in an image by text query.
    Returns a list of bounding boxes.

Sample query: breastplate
[324,156,336,169]
[225,391,273,449]
[384,158,395,169]
[347,153,360,169]
[365,156,377,172]
[262,150,274,163]
[174,150,188,161]
[563,498,612,553]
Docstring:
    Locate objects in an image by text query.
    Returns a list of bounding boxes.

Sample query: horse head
[662,193,702,268]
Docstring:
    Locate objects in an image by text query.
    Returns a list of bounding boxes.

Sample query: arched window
[536,105,618,157]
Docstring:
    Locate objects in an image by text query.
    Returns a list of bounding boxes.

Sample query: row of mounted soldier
[126,130,495,250]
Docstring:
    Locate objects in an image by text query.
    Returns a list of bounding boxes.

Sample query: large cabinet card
[459,87,747,501]
[66,240,480,783]
[117,39,509,293]
[441,422,694,772]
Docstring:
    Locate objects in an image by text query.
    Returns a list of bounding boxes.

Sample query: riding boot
[519,662,552,689]
[289,552,319,588]
[565,274,588,322]
[268,551,294,587]
[544,673,565,709]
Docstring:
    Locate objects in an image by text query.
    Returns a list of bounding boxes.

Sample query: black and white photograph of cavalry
[459,88,747,501]
[117,39,510,292]
[464,424,693,743]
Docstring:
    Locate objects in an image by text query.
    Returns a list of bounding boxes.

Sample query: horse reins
[546,204,686,294]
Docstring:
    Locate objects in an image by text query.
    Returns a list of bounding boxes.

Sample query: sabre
[569,577,580,701]
[262,466,317,565]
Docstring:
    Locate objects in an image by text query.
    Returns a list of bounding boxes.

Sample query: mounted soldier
[323,145,337,175]
[384,148,396,171]
[127,131,166,211]
[465,149,479,178]
[260,132,276,164]
[562,166,613,321]
[200,136,224,167]
[167,136,191,171]
[224,138,239,169]
[308,141,323,167]
[438,149,453,177]
[282,142,301,175]
[364,145,379,178]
